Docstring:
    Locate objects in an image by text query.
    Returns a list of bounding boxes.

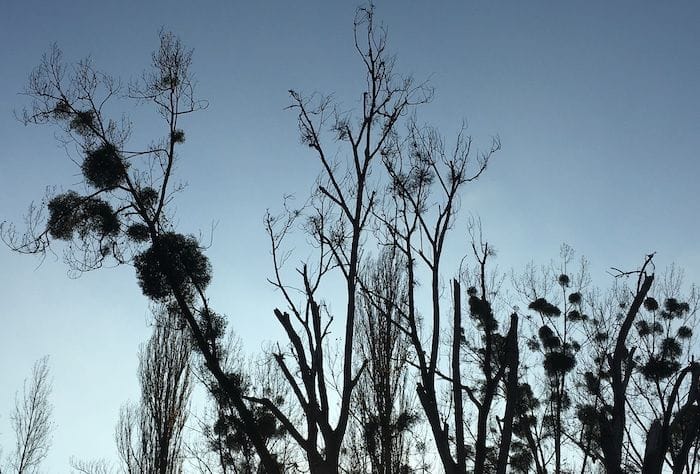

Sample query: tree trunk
[496,313,520,474]
[452,280,467,472]
[602,271,654,473]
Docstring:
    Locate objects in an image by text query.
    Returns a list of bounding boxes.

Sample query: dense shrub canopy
[134,232,212,301]
[81,143,128,189]
[47,191,119,241]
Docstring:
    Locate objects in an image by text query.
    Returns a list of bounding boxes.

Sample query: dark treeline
[2,6,699,474]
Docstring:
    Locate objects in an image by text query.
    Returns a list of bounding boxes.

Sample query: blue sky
[1,1,699,468]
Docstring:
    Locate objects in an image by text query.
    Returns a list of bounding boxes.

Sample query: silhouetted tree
[349,248,417,474]
[515,245,590,474]
[69,458,114,474]
[261,7,431,473]
[1,357,53,474]
[629,266,699,473]
[116,312,191,474]
[377,107,499,473]
[509,381,545,474]
[4,7,500,472]
[570,255,655,474]
[193,335,296,473]
[198,376,286,474]
[3,31,281,473]
[458,239,520,474]
[15,7,699,474]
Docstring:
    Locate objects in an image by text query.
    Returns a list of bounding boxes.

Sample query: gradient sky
[1,1,699,469]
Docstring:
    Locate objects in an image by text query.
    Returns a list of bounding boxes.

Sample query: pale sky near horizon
[1,1,699,469]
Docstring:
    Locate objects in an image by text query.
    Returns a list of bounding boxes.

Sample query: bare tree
[641,362,700,474]
[457,241,520,474]
[513,245,590,474]
[69,457,115,474]
[3,31,282,472]
[3,8,497,472]
[626,266,699,473]
[377,107,499,473]
[261,7,430,473]
[601,259,655,474]
[349,248,417,474]
[2,357,53,474]
[559,255,654,474]
[192,333,299,474]
[116,313,192,474]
